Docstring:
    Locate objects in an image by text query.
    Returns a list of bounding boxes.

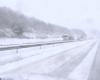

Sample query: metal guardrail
[0,41,66,51]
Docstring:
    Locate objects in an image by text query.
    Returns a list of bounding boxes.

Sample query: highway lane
[0,40,89,65]
[88,42,100,80]
[0,40,96,80]
[68,41,99,80]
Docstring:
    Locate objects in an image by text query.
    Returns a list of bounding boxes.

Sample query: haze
[0,0,100,31]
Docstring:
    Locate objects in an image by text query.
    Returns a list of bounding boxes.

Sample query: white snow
[68,41,99,80]
[0,40,90,74]
[0,38,63,47]
[0,39,98,80]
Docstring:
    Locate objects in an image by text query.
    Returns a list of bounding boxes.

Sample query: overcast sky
[0,0,100,31]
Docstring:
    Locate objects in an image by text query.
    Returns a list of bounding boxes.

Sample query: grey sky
[0,0,100,30]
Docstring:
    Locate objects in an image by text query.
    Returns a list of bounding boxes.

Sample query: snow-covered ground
[0,40,90,72]
[0,38,63,46]
[0,39,98,80]
[68,41,99,80]
[0,39,89,65]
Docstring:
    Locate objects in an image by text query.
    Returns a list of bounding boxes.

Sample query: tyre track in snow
[88,41,100,80]
[0,41,96,80]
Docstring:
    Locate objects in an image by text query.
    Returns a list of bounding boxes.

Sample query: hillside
[0,7,71,39]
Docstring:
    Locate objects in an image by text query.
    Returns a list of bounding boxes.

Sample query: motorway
[0,40,99,80]
[88,41,100,80]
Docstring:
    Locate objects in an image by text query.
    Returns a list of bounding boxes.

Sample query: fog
[0,0,100,31]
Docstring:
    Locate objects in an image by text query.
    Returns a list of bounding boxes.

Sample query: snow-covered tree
[71,29,87,40]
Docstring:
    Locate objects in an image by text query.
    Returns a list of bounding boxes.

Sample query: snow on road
[0,38,63,47]
[12,41,93,74]
[67,41,99,80]
[0,40,89,73]
[88,41,100,80]
[0,40,97,80]
[0,40,89,65]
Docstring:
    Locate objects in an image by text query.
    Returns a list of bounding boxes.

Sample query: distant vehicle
[62,34,74,41]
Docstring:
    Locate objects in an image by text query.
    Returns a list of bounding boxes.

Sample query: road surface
[0,40,99,80]
[88,41,100,80]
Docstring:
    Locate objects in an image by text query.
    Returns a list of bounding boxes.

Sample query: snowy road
[88,42,100,80]
[0,40,88,65]
[0,40,99,80]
